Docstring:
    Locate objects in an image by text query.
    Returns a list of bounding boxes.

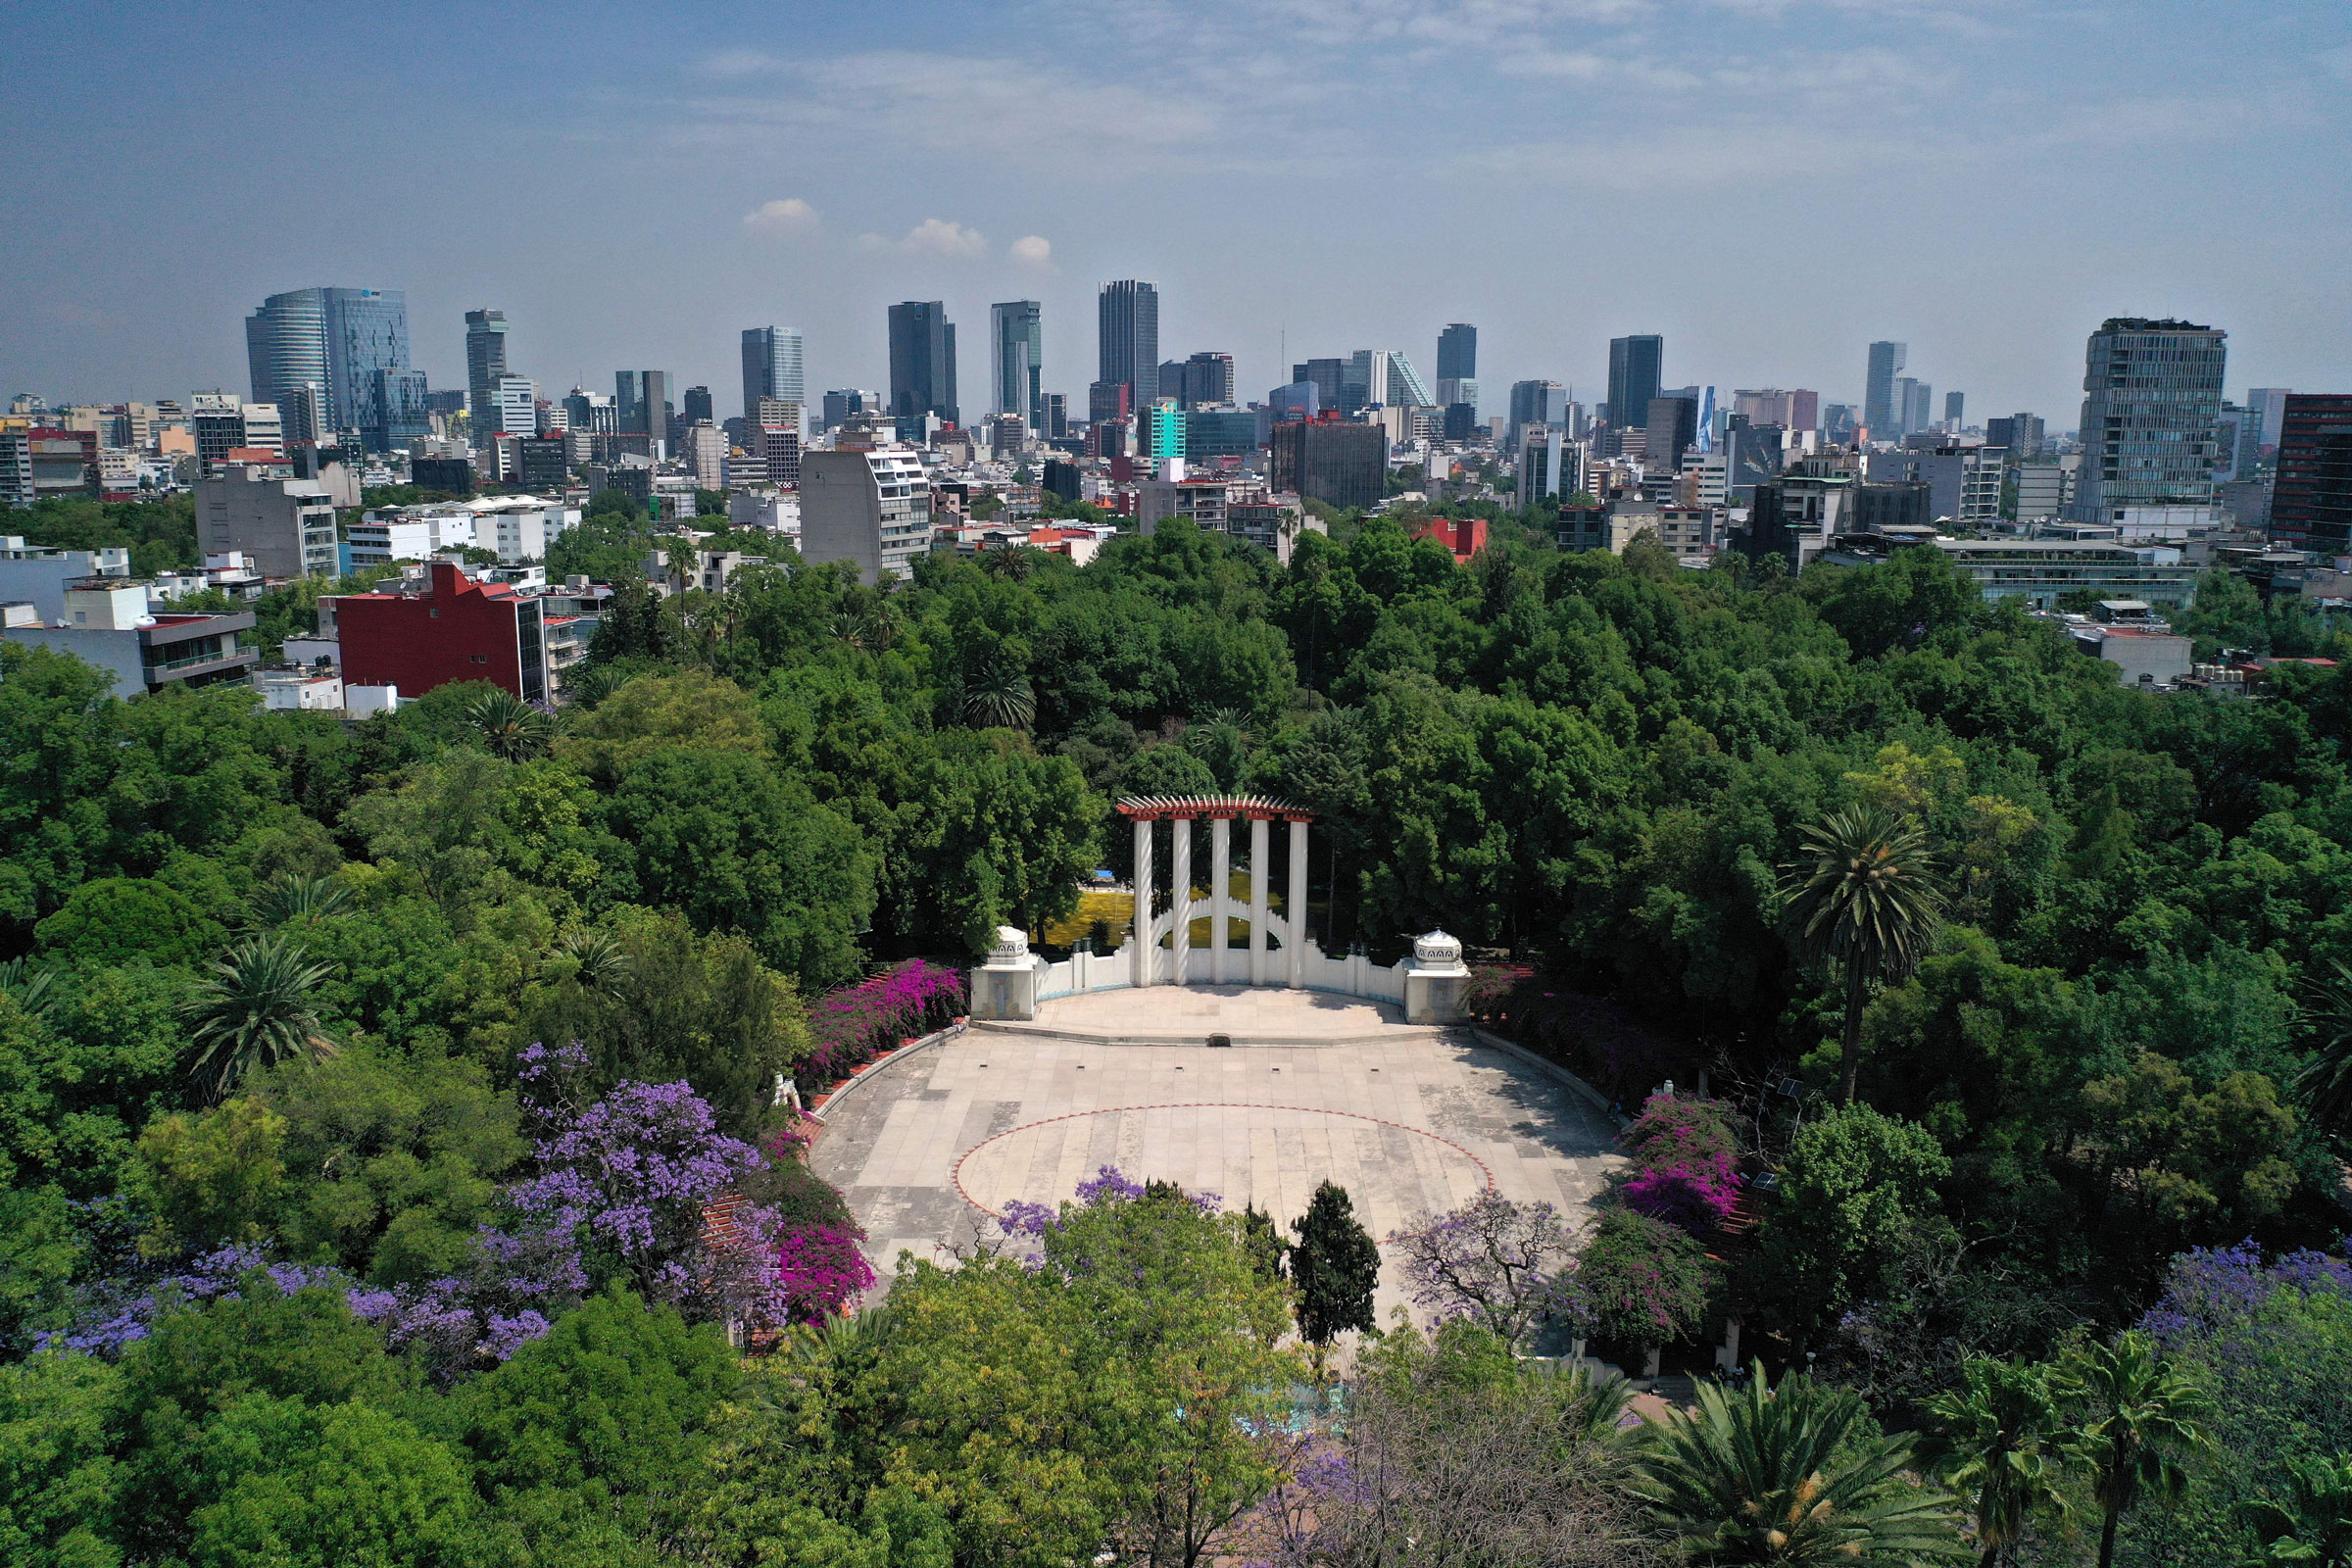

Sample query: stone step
[965,1017,1454,1049]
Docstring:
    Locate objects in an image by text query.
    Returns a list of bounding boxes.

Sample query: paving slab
[811,987,1627,1327]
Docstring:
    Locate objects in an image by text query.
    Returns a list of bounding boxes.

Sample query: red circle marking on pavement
[950,1102,1495,1244]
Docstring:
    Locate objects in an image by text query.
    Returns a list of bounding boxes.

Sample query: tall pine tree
[1290,1180,1380,1375]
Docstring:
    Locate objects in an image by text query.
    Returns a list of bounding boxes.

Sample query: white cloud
[742,197,818,235]
[857,218,991,258]
[1009,234,1054,268]
[703,49,782,77]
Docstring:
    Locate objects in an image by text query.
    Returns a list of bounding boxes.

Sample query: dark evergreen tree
[1290,1180,1380,1368]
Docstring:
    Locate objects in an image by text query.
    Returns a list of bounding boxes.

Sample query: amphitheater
[808,984,1629,1324]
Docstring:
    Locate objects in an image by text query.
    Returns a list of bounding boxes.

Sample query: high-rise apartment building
[1864,341,1906,439]
[1606,335,1663,429]
[1098,280,1159,412]
[490,377,538,439]
[1437,323,1477,382]
[740,326,805,428]
[2067,318,2227,525]
[2267,394,2352,555]
[802,444,932,584]
[465,310,509,438]
[990,301,1043,426]
[1143,399,1185,462]
[887,301,958,425]
[1269,419,1384,511]
[1985,413,2044,457]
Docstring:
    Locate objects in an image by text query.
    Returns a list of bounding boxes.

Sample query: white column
[1249,815,1270,985]
[1132,815,1154,987]
[1287,817,1309,988]
[1170,814,1193,986]
[1209,816,1231,984]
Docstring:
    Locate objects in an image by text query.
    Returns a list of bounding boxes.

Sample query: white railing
[1034,938,1409,1005]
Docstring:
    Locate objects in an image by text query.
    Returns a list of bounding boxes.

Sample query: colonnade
[1118,794,1312,988]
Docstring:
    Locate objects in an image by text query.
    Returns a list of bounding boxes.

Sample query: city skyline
[2,3,2346,417]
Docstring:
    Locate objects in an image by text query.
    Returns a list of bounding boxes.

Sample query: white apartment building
[350,496,577,566]
[801,446,930,584]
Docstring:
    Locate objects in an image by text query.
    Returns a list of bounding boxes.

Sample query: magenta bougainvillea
[771,1224,877,1324]
[803,958,965,1078]
[1617,1092,1740,1234]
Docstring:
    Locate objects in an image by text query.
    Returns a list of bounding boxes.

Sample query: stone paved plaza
[809,988,1628,1323]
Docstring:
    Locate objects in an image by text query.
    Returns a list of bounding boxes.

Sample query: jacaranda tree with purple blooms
[1392,1189,1577,1347]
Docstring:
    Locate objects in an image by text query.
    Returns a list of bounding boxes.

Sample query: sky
[5,1,2348,428]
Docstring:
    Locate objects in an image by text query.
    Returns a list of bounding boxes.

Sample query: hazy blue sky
[5,1,2346,425]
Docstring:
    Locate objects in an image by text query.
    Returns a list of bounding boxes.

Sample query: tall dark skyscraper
[1097,280,1159,412]
[2268,394,2352,555]
[990,301,1043,425]
[888,300,958,424]
[614,370,675,445]
[465,310,508,436]
[740,326,805,422]
[682,386,713,425]
[1437,323,1477,380]
[1864,341,1907,439]
[1606,334,1662,430]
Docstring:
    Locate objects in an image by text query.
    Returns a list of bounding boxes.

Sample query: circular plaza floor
[808,987,1628,1324]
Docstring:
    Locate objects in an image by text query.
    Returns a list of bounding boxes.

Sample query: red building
[328,562,551,702]
[1409,515,1488,563]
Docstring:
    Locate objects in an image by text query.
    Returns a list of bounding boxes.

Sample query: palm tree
[959,662,1036,731]
[2293,957,2352,1138]
[0,957,61,1019]
[551,928,631,995]
[182,935,338,1100]
[1921,1358,2074,1567]
[248,872,352,929]
[466,687,559,761]
[2243,1450,2352,1568]
[2055,1332,2215,1568]
[1780,804,1949,1103]
[1627,1359,1969,1563]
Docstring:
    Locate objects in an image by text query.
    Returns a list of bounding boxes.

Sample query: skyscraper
[2247,388,2292,452]
[990,301,1044,425]
[1606,335,1663,430]
[2067,317,2228,524]
[614,370,675,450]
[1507,379,1567,450]
[1864,341,1906,438]
[1179,351,1236,409]
[246,290,328,424]
[682,385,713,426]
[466,310,509,438]
[740,326,805,426]
[1944,391,1965,430]
[1098,280,1159,412]
[1900,379,1934,439]
[320,289,411,449]
[245,287,412,448]
[888,301,958,425]
[1437,323,1477,382]
[2268,394,2352,555]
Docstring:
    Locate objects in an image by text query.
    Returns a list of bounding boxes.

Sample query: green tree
[1753,1103,1952,1345]
[1627,1360,1968,1563]
[2242,1451,2352,1568]
[182,936,338,1100]
[185,1397,481,1568]
[135,1096,288,1252]
[1288,1179,1379,1374]
[2056,1331,2217,1568]
[1781,803,1950,1104]
[466,687,558,762]
[461,1290,742,1544]
[1922,1357,2074,1568]
[1566,1208,1717,1369]
[0,1349,123,1568]
[34,876,223,969]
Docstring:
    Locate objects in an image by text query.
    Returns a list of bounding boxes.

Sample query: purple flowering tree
[1390,1190,1576,1346]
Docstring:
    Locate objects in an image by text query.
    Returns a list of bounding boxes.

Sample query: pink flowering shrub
[1617,1092,1740,1234]
[803,958,965,1078]
[771,1224,876,1323]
